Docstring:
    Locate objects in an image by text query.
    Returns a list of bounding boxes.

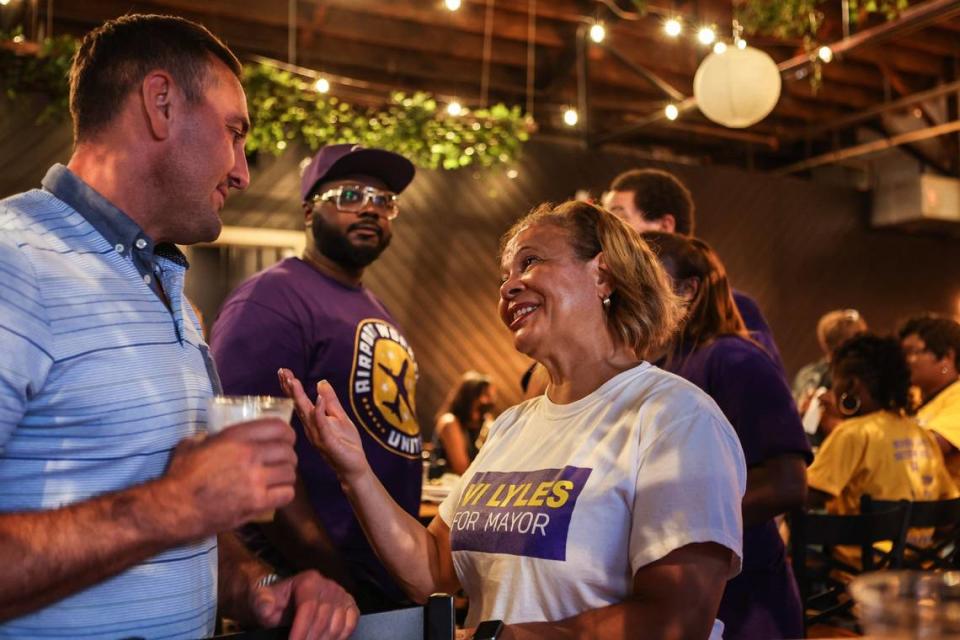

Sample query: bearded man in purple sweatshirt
[211,144,422,613]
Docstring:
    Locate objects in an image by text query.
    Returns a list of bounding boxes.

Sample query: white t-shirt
[438,363,745,638]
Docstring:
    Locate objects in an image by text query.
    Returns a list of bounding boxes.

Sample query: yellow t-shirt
[808,410,958,515]
[918,380,960,480]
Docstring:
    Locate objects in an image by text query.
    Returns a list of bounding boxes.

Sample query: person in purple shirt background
[211,144,423,612]
[603,167,784,370]
[644,231,811,639]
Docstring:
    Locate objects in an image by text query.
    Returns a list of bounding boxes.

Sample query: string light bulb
[736,38,747,49]
[817,45,834,63]
[506,168,519,180]
[589,22,606,44]
[697,27,716,46]
[664,17,682,37]
[0,0,11,6]
[664,104,679,121]
[446,100,463,116]
[444,0,461,10]
[314,77,330,93]
[563,107,579,127]
[713,41,727,55]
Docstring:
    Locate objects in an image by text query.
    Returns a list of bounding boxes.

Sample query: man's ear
[141,70,175,140]
[302,202,314,224]
[658,214,677,233]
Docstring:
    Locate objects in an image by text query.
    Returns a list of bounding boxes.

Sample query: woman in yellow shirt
[807,334,956,515]
[899,315,960,481]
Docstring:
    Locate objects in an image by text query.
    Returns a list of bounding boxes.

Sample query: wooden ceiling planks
[30,0,960,170]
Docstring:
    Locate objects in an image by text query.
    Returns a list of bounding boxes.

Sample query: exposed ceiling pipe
[774,119,960,175]
[787,78,960,142]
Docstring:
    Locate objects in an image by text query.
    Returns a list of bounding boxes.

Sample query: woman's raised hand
[278,369,370,482]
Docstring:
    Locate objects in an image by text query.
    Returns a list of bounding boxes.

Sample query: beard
[311,213,391,269]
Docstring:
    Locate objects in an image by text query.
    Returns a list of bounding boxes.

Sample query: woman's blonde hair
[500,200,682,356]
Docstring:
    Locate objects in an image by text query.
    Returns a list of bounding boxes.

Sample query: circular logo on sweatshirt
[349,318,422,458]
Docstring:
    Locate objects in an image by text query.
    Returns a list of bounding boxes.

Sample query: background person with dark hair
[806,334,956,514]
[645,231,810,640]
[899,314,960,481]
[432,371,497,475]
[0,14,356,639]
[603,167,784,371]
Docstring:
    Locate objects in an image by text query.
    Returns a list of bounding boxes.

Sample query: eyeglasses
[903,346,932,359]
[312,185,399,220]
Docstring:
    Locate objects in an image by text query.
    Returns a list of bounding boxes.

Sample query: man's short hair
[69,14,242,142]
[609,168,695,236]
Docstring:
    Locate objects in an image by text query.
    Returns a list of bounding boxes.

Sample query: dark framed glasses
[312,185,400,220]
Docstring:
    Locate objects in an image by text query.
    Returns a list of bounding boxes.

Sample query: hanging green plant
[243,63,532,170]
[847,0,909,25]
[0,31,532,171]
[735,0,909,42]
[734,0,825,41]
[0,28,76,123]
[734,0,907,90]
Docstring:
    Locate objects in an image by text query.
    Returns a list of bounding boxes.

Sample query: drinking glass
[206,395,295,522]
[850,570,960,638]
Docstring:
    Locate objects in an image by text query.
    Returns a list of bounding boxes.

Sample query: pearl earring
[602,296,611,309]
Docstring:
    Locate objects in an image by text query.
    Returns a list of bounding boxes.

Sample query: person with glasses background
[806,334,956,515]
[211,144,424,613]
[898,314,960,483]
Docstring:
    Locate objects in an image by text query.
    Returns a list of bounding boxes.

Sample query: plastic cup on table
[206,395,295,523]
[849,570,960,638]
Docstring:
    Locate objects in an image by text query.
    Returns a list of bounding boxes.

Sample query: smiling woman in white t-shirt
[280,200,746,640]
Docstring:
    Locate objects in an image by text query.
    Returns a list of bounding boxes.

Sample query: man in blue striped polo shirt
[0,14,357,640]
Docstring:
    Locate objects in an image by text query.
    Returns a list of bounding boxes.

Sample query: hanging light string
[480,0,495,107]
[525,0,536,117]
[287,0,297,65]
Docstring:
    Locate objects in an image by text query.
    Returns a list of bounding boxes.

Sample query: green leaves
[0,29,75,123]
[735,0,908,40]
[0,33,530,172]
[243,64,531,170]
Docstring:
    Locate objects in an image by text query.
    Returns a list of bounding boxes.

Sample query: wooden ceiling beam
[894,26,960,58]
[300,37,526,97]
[313,0,567,47]
[842,45,946,78]
[784,78,884,111]
[304,6,532,69]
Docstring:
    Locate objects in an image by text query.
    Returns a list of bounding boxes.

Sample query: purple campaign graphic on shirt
[450,466,592,561]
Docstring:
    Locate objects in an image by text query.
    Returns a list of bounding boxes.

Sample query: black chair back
[788,501,912,632]
[861,495,960,569]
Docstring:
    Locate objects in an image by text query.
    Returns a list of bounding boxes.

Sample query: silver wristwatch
[255,572,280,589]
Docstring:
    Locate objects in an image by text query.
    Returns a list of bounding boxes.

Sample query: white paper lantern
[693,46,782,129]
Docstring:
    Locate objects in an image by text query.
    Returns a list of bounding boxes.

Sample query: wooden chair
[788,500,911,633]
[214,593,456,640]
[861,495,960,570]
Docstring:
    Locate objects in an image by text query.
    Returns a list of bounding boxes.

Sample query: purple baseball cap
[300,143,416,201]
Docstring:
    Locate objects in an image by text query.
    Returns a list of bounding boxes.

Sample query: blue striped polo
[0,165,218,639]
